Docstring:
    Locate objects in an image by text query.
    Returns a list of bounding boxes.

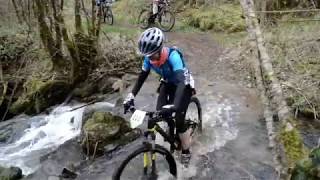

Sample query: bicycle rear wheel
[158,10,175,32]
[185,96,202,135]
[112,144,177,180]
[138,10,151,29]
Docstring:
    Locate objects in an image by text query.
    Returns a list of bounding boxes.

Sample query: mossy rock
[81,112,137,155]
[0,166,23,180]
[9,79,70,115]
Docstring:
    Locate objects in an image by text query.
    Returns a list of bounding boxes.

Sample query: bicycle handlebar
[125,105,174,124]
[126,106,155,117]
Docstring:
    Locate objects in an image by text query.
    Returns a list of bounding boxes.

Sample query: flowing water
[0,102,114,175]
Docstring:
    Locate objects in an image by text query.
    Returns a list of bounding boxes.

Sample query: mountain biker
[95,0,105,6]
[123,27,195,166]
[150,0,166,23]
[96,0,113,7]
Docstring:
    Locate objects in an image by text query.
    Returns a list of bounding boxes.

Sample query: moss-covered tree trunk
[240,0,307,178]
[34,0,66,74]
[11,0,33,31]
[32,0,100,83]
[9,0,101,115]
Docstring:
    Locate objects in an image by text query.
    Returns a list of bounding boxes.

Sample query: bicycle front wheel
[158,10,175,32]
[104,7,113,25]
[138,10,151,29]
[112,144,177,180]
[186,96,202,135]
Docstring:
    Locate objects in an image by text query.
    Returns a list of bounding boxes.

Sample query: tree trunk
[240,0,304,178]
[11,0,23,23]
[75,0,83,33]
[30,0,100,84]
[34,0,65,73]
[241,0,292,122]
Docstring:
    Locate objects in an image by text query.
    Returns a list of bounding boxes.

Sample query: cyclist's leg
[157,82,176,140]
[166,84,176,139]
[156,82,170,110]
[175,86,193,165]
[149,0,159,24]
[152,0,159,15]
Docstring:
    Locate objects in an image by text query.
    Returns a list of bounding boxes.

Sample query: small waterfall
[0,102,114,175]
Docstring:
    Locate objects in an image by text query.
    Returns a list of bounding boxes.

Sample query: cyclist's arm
[131,58,151,96]
[169,51,187,112]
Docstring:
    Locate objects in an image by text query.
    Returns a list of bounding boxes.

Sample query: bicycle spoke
[119,151,171,179]
[185,97,202,135]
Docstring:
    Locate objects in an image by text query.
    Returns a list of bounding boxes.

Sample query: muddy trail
[75,32,278,179]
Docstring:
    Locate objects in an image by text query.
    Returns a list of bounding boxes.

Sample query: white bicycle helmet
[138,27,164,56]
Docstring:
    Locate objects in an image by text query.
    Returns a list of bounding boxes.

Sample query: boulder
[81,112,139,155]
[9,80,70,115]
[0,166,23,180]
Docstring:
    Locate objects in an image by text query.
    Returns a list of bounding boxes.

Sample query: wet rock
[0,128,12,143]
[0,166,23,180]
[81,102,115,126]
[9,80,70,115]
[24,140,84,180]
[112,79,125,93]
[81,112,138,155]
[73,77,123,102]
[122,73,137,83]
[60,168,77,179]
[0,115,32,144]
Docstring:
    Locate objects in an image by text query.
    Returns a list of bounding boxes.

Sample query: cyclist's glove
[123,93,135,114]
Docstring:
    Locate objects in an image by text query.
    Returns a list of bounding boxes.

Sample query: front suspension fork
[143,130,158,178]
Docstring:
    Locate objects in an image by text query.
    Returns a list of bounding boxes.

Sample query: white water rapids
[0,102,114,175]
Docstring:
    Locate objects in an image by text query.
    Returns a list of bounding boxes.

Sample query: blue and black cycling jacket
[143,49,186,85]
[132,47,194,111]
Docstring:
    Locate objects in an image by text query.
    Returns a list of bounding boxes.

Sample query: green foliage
[0,33,32,63]
[291,148,320,180]
[101,25,140,38]
[113,0,146,24]
[265,22,320,120]
[183,4,245,32]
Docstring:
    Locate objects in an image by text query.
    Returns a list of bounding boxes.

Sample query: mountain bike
[112,97,202,180]
[137,0,175,32]
[97,0,114,25]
